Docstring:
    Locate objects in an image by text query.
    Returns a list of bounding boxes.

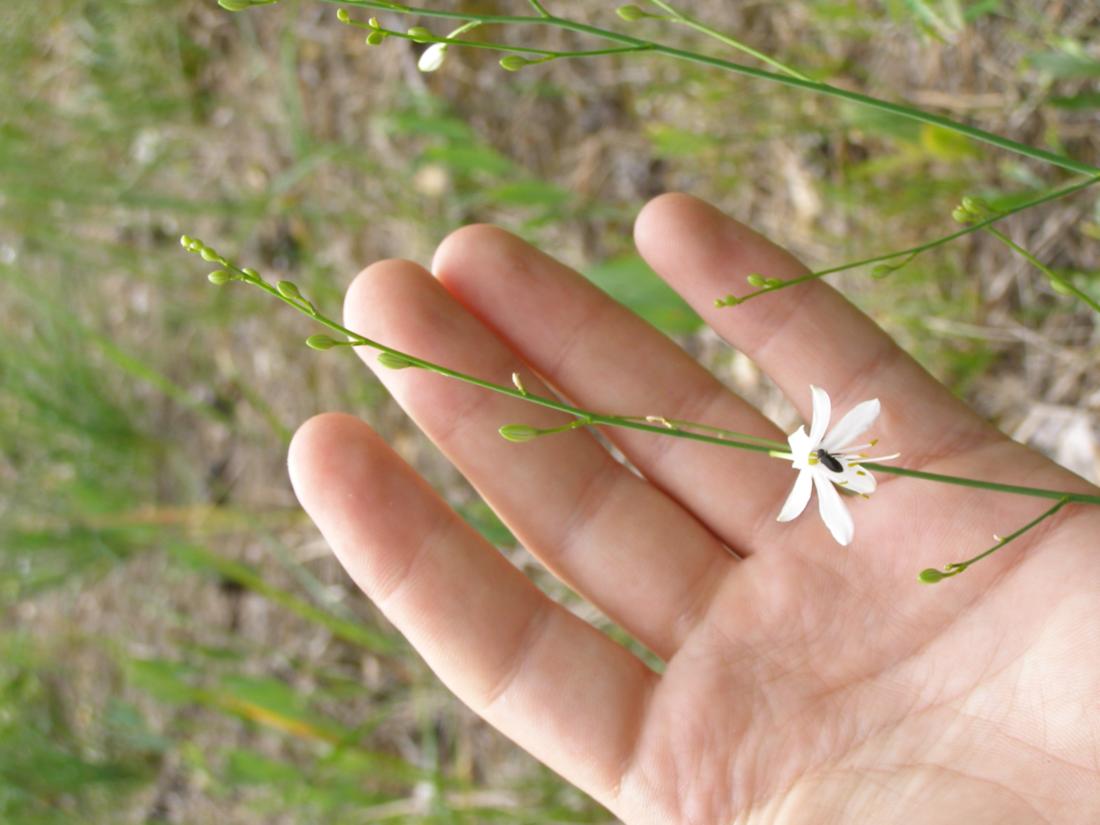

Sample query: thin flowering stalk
[183,238,778,457]
[338,13,655,63]
[182,239,1100,578]
[716,174,1100,307]
[181,238,1100,511]
[318,0,1100,308]
[314,0,1099,176]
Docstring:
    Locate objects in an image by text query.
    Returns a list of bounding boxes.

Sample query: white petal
[418,43,448,72]
[777,469,813,522]
[813,472,854,546]
[821,398,880,452]
[807,385,831,446]
[839,466,876,495]
[786,425,813,469]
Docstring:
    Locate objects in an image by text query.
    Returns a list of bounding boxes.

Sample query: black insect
[816,448,844,473]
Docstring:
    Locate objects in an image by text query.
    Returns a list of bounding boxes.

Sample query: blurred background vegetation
[1,0,1097,821]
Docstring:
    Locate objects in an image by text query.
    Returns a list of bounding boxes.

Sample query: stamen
[860,452,900,463]
[837,442,874,454]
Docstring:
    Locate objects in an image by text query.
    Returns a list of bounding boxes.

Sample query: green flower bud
[617,4,647,21]
[407,26,433,43]
[306,334,339,351]
[746,273,766,287]
[498,424,542,443]
[276,280,302,299]
[336,8,350,23]
[207,270,235,285]
[951,205,972,224]
[918,568,947,584]
[366,30,387,46]
[377,352,416,369]
[961,196,991,217]
[499,55,533,72]
[870,264,893,279]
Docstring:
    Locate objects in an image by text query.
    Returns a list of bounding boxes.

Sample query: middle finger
[431,224,795,557]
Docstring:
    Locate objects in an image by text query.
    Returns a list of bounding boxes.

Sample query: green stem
[985,226,1100,314]
[718,174,1100,306]
[864,464,1100,506]
[621,415,788,451]
[321,0,1098,176]
[527,0,550,17]
[647,0,812,81]
[918,497,1071,583]
[349,18,653,60]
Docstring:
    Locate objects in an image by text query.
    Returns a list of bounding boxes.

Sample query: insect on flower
[776,386,899,545]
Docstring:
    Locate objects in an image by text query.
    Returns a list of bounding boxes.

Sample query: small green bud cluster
[336,9,388,45]
[951,196,996,225]
[217,0,278,11]
[181,236,239,285]
[746,273,784,289]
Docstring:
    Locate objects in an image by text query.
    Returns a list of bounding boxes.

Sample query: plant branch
[985,226,1100,314]
[318,0,1098,176]
[918,497,1071,583]
[716,174,1100,306]
[181,237,1100,509]
[647,0,812,81]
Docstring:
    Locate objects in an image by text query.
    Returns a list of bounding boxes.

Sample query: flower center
[815,448,844,473]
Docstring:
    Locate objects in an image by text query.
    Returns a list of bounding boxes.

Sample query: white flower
[418,42,448,72]
[776,385,898,546]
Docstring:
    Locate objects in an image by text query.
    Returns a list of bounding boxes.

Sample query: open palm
[289,194,1100,823]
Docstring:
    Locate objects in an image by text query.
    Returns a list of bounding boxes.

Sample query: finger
[430,224,794,557]
[634,194,998,464]
[344,259,733,658]
[288,413,654,809]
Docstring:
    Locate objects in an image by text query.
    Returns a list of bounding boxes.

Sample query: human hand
[288,194,1100,824]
